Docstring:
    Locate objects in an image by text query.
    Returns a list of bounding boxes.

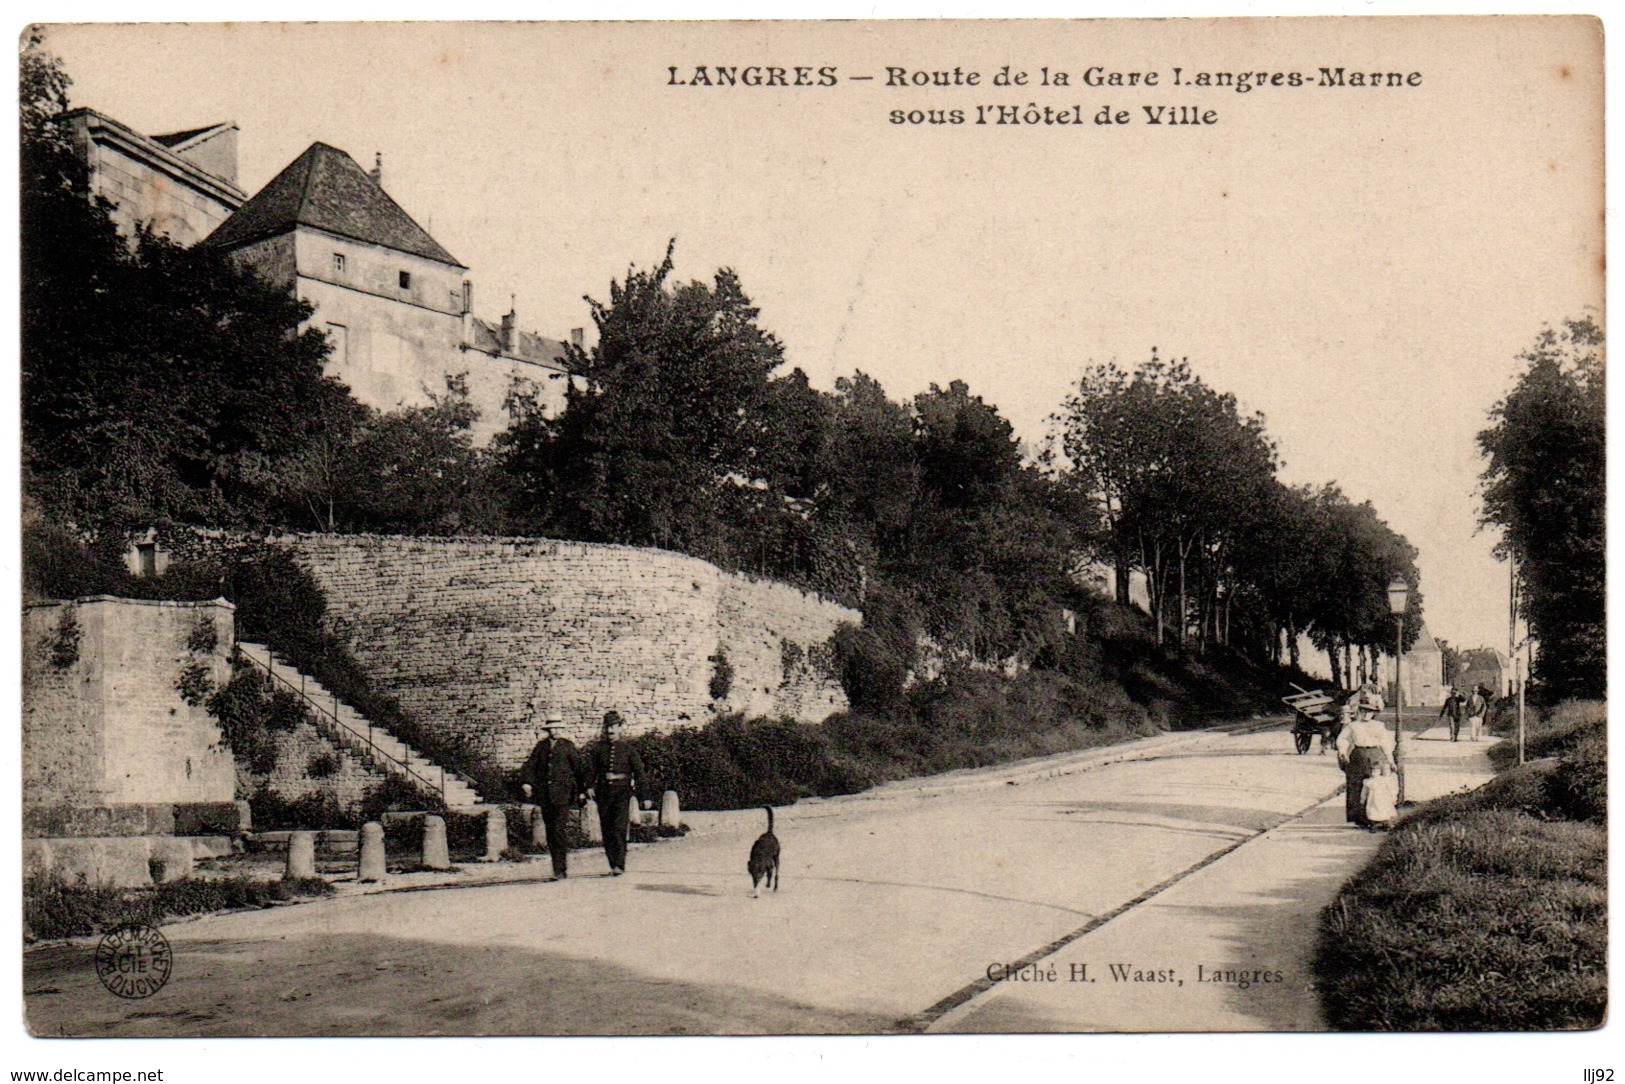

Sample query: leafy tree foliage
[1479,319,1605,701]
[1056,348,1421,682]
[1057,350,1281,646]
[500,243,788,556]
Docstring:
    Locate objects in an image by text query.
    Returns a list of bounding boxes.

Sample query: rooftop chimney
[500,297,518,354]
[371,152,383,186]
[570,327,585,349]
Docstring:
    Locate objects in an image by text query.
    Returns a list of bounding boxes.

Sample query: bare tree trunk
[1177,546,1187,645]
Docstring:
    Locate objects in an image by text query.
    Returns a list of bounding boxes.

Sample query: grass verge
[1313,699,1607,1030]
[24,874,334,943]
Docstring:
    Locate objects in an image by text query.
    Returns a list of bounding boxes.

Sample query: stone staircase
[235,642,486,809]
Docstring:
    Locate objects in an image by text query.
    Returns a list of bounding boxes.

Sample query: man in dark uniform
[521,713,584,880]
[1439,689,1466,742]
[587,710,650,876]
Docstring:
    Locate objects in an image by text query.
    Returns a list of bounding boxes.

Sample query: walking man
[1464,685,1490,742]
[1439,688,1466,742]
[522,713,584,881]
[587,710,651,876]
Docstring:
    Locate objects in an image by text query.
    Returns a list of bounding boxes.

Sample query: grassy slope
[1313,701,1607,1031]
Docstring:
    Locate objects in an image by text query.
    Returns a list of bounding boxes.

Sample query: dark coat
[590,738,648,801]
[522,736,584,808]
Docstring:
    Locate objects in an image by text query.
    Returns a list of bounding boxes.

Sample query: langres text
[667,66,840,87]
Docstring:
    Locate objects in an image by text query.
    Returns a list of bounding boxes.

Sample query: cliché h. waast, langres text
[665,65,1423,127]
[985,961,1288,991]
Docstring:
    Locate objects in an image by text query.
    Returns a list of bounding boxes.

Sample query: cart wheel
[1294,731,1312,755]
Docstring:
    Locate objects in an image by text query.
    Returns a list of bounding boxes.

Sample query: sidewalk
[934,726,1498,1032]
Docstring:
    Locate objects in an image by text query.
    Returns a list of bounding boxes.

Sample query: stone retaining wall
[23,596,237,808]
[251,718,390,811]
[280,535,858,768]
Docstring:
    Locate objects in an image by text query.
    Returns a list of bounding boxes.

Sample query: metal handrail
[234,645,462,804]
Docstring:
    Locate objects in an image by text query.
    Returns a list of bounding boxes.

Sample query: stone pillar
[422,816,451,870]
[581,799,602,844]
[526,804,548,848]
[286,831,316,880]
[358,822,386,883]
[483,806,507,861]
[628,794,643,830]
[660,790,682,830]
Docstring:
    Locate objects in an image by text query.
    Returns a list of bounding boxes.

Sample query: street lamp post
[1387,576,1409,804]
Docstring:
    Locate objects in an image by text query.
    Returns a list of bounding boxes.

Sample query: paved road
[24,720,1493,1036]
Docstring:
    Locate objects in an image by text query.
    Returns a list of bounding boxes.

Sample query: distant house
[1456,647,1512,698]
[61,107,247,245]
[1394,620,1446,707]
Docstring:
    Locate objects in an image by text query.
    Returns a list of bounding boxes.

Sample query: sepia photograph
[11,11,1607,1070]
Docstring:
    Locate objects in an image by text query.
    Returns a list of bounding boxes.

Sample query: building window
[332,253,346,274]
[136,543,157,579]
[399,270,411,290]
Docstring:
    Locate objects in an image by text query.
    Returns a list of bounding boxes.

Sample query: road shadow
[24,931,895,1037]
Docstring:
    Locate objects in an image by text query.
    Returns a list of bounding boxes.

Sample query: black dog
[747,806,780,897]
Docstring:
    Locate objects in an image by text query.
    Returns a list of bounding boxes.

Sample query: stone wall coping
[24,594,236,612]
[274,530,858,609]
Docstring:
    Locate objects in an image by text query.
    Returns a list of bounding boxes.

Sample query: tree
[1478,318,1605,701]
[1056,349,1278,646]
[499,242,790,566]
[21,34,354,537]
[327,378,507,535]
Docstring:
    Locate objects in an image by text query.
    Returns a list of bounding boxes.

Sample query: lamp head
[1386,576,1410,617]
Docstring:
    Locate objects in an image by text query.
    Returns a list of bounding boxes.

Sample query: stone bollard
[286,831,316,880]
[358,822,386,883]
[422,816,451,870]
[527,804,547,848]
[660,790,682,830]
[483,806,508,861]
[581,799,602,844]
[629,794,645,830]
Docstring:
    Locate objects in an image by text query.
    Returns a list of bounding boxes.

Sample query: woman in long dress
[1335,703,1396,826]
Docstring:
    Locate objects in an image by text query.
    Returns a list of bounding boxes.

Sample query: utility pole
[1511,558,1525,765]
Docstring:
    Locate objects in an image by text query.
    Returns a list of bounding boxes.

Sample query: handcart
[1283,684,1341,755]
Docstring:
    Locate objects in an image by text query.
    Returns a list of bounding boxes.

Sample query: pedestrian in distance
[1464,685,1490,742]
[1335,702,1396,828]
[1439,688,1466,742]
[521,713,586,881]
[587,710,651,876]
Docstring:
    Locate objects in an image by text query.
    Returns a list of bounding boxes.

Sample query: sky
[37,17,1604,654]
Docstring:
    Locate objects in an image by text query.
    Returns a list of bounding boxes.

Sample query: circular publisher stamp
[94,923,172,999]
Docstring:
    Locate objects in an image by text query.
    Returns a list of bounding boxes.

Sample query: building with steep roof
[62,108,246,245]
[1456,646,1512,698]
[205,142,573,441]
[1394,619,1446,707]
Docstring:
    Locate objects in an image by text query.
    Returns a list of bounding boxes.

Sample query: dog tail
[763,805,774,831]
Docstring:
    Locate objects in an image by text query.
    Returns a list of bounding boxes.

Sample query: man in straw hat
[521,712,585,880]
